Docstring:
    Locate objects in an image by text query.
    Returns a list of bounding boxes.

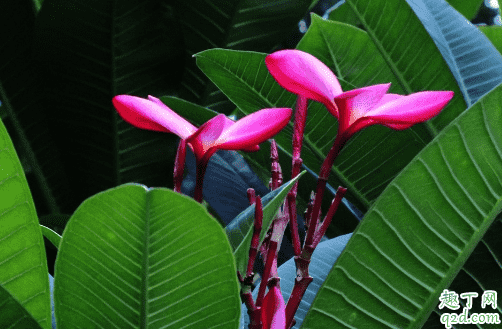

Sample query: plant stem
[173,139,186,193]
[287,193,301,256]
[256,239,278,308]
[312,187,347,247]
[247,196,263,277]
[287,95,308,255]
[304,134,346,248]
[270,140,282,190]
[193,159,209,203]
[285,245,314,328]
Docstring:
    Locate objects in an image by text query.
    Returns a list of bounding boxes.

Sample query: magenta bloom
[112,95,292,201]
[266,49,453,140]
[261,286,286,329]
[334,83,454,141]
[266,49,343,116]
[112,95,291,162]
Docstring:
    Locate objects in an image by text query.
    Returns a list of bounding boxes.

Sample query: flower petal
[112,95,197,139]
[261,286,286,329]
[365,91,454,123]
[266,50,342,116]
[214,108,292,150]
[334,83,390,131]
[186,114,229,159]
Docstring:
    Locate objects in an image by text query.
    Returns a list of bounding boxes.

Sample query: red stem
[194,159,209,203]
[256,239,278,308]
[284,245,314,328]
[304,134,346,247]
[247,188,256,205]
[173,139,186,193]
[270,140,282,190]
[247,196,263,277]
[287,193,301,256]
[312,187,347,248]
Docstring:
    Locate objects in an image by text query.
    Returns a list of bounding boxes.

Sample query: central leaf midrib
[140,191,151,328]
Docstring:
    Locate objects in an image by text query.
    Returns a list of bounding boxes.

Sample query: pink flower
[265,49,343,116]
[334,83,454,141]
[265,49,453,140]
[112,95,292,202]
[112,95,292,163]
[261,286,286,329]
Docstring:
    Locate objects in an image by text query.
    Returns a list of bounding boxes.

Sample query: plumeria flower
[112,95,292,202]
[333,82,454,145]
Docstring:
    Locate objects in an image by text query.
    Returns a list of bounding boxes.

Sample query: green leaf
[0,117,51,329]
[446,0,484,20]
[226,172,304,275]
[480,26,502,55]
[301,81,502,328]
[159,96,219,126]
[40,225,61,249]
[55,184,240,328]
[34,0,184,205]
[0,284,44,329]
[406,0,502,106]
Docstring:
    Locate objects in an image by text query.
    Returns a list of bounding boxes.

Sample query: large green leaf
[0,117,51,328]
[0,284,44,329]
[0,0,71,214]
[55,184,240,328]
[301,82,502,328]
[406,0,502,106]
[226,172,304,275]
[34,0,184,208]
[172,0,314,113]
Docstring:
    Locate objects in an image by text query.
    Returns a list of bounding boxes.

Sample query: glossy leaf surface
[55,184,240,328]
[407,0,502,106]
[0,284,44,329]
[0,117,51,329]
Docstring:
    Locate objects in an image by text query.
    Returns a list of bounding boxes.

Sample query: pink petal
[112,95,197,139]
[343,91,453,137]
[365,91,454,123]
[333,83,390,131]
[266,50,342,116]
[261,286,286,329]
[214,108,292,150]
[186,114,229,160]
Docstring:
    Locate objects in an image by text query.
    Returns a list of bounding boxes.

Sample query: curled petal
[186,114,229,160]
[334,83,391,131]
[266,50,342,116]
[343,91,454,138]
[261,286,286,329]
[366,91,454,123]
[215,108,292,150]
[112,95,197,139]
